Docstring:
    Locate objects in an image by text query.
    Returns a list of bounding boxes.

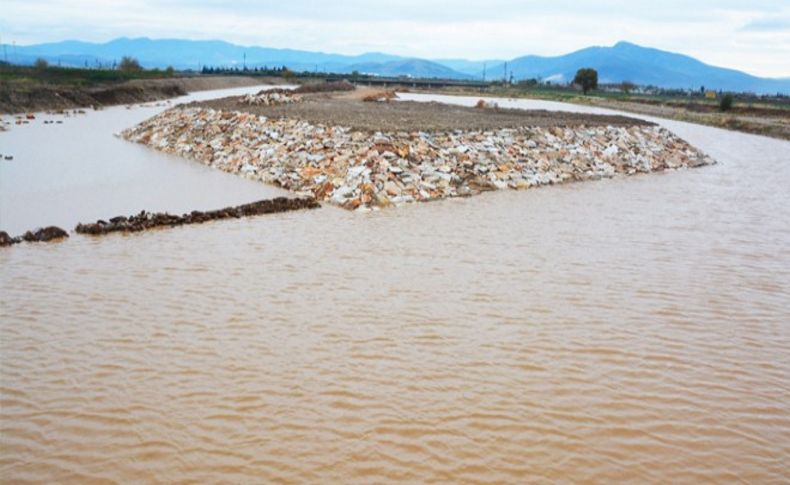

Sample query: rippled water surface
[0,86,286,234]
[1,92,789,483]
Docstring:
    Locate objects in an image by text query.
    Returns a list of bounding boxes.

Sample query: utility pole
[503,61,508,84]
[243,52,246,70]
[482,63,486,82]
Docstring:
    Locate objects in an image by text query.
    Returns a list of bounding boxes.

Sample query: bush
[621,81,636,94]
[719,93,734,112]
[118,56,142,72]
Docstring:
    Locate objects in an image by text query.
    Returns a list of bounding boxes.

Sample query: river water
[0,86,286,234]
[1,91,789,483]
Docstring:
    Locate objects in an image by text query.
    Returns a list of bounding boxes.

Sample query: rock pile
[75,197,319,235]
[0,227,69,247]
[121,107,715,210]
[240,90,301,106]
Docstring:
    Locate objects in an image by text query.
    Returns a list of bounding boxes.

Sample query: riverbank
[0,75,273,114]
[433,86,790,141]
[121,89,714,210]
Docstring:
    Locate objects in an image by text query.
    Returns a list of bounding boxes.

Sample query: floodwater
[0,86,287,234]
[1,91,789,483]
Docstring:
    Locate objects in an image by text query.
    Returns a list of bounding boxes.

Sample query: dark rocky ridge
[75,197,319,236]
[2,197,319,247]
[0,227,70,246]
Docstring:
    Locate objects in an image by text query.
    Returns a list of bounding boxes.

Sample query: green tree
[719,93,734,112]
[34,57,49,70]
[573,68,598,94]
[165,65,175,77]
[118,56,142,72]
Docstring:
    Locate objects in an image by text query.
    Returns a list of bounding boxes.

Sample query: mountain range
[4,37,788,94]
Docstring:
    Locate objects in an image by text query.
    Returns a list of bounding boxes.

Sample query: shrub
[118,56,142,72]
[719,93,734,112]
[621,81,636,94]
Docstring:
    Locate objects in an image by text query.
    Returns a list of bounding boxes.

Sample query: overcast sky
[2,0,788,77]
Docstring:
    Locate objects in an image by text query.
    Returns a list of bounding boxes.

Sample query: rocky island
[120,86,715,210]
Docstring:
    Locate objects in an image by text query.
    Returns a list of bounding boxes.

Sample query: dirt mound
[194,95,652,132]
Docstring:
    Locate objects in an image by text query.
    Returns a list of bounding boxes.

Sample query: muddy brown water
[1,92,790,483]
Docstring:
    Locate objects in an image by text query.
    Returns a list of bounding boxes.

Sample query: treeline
[0,62,176,86]
[502,76,788,102]
[201,65,349,80]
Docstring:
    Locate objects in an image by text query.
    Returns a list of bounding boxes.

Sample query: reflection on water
[0,86,288,234]
[1,93,789,483]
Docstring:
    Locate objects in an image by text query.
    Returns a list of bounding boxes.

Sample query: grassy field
[0,64,176,86]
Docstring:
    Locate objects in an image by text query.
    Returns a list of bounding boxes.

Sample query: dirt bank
[0,76,270,114]
[434,86,790,141]
[193,90,652,132]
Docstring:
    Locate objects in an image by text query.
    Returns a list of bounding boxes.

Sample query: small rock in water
[0,231,19,247]
[21,226,69,243]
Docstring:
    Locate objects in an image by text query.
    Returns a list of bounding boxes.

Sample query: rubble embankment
[120,98,715,210]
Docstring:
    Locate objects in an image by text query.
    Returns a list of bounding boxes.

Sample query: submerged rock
[0,231,19,246]
[21,226,69,243]
[75,197,320,236]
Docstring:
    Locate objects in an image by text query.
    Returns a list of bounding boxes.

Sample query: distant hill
[348,59,473,79]
[7,38,789,93]
[432,58,506,77]
[7,37,415,75]
[488,42,790,94]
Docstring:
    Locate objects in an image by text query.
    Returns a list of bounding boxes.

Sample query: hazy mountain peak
[8,37,789,93]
